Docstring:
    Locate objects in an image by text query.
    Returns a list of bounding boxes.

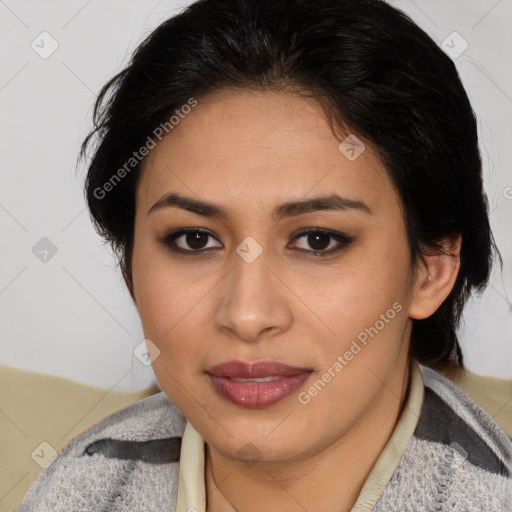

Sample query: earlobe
[408,233,462,320]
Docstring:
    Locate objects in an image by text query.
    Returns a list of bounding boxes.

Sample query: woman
[17,0,511,510]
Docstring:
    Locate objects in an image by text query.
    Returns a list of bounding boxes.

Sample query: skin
[127,88,461,512]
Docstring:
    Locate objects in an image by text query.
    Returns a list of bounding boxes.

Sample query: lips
[206,360,313,408]
[207,360,311,378]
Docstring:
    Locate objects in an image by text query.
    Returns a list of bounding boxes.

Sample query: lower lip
[208,372,312,408]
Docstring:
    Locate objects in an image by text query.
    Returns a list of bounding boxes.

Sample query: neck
[205,355,412,512]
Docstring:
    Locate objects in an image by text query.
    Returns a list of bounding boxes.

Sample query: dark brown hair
[81,0,501,373]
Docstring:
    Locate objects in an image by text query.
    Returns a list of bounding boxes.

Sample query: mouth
[206,360,313,408]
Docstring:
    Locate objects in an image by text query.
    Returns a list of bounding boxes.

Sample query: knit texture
[16,391,186,511]
[16,366,512,511]
[373,367,511,511]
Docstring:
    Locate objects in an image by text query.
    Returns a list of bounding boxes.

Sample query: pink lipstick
[206,360,313,408]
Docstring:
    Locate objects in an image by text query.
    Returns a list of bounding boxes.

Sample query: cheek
[305,237,410,338]
[299,240,412,394]
[133,257,212,411]
[293,263,411,432]
[132,231,202,330]
[135,269,207,356]
[131,240,204,361]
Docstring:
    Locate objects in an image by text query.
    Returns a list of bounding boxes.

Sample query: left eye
[290,229,353,255]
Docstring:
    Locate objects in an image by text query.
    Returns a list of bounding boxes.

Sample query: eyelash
[159,227,353,257]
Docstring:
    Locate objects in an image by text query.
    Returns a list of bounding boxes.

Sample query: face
[130,88,417,463]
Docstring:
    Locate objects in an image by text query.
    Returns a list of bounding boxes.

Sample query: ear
[122,260,137,305]
[408,232,462,320]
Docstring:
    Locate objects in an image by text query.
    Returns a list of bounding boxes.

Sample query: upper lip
[206,360,312,378]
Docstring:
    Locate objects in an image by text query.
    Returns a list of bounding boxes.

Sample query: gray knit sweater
[16,366,512,511]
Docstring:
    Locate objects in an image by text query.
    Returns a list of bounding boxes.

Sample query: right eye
[160,228,223,254]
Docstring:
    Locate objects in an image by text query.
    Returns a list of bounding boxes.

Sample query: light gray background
[1,0,511,390]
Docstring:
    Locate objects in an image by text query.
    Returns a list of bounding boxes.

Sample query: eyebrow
[147,192,372,219]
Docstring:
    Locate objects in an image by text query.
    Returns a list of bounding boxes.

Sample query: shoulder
[418,365,512,472]
[16,392,186,512]
[375,365,512,511]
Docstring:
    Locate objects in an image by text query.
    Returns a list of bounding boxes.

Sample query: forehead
[136,89,396,215]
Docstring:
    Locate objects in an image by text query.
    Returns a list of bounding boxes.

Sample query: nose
[213,244,293,343]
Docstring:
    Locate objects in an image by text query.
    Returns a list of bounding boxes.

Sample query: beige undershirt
[176,361,424,512]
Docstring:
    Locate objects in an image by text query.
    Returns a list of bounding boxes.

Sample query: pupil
[308,232,329,250]
[187,231,207,249]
